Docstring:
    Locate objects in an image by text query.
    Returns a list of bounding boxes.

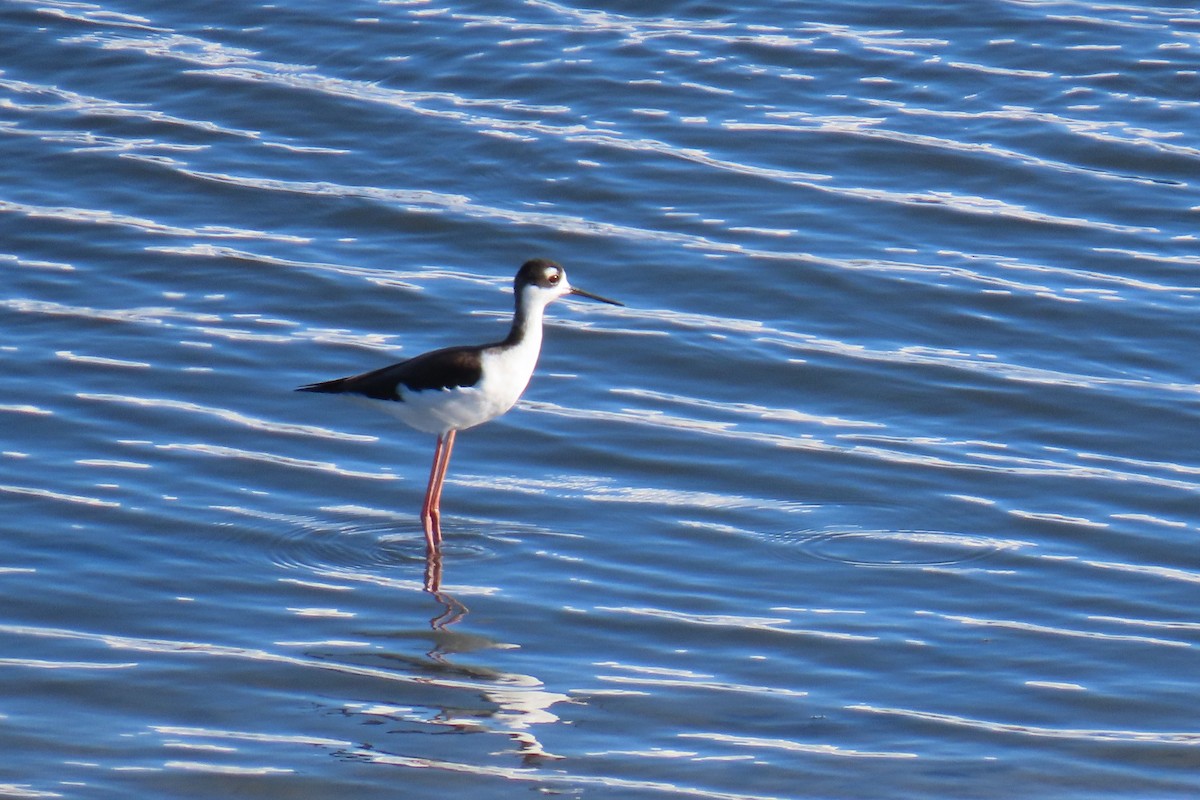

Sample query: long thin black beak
[570,286,624,306]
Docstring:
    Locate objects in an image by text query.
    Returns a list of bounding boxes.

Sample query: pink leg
[429,429,456,521]
[421,433,446,547]
[419,431,468,629]
[420,430,457,548]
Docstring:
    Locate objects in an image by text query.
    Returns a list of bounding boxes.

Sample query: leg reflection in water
[423,520,468,631]
[410,519,565,763]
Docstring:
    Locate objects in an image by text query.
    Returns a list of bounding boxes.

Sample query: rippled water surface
[3,0,1200,797]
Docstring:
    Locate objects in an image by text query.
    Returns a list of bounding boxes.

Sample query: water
[2,0,1199,797]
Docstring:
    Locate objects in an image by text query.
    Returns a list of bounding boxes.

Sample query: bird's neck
[502,295,547,349]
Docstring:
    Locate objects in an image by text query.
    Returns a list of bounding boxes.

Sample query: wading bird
[297,258,622,548]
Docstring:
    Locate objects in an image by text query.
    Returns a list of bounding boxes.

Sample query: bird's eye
[547,271,560,284]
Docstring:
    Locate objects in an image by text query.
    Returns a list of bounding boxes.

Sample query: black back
[297,260,558,401]
[296,344,484,401]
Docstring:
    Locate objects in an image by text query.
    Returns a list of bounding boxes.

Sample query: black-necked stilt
[297,258,622,548]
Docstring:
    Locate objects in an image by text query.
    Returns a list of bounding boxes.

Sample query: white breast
[374,325,544,435]
[476,328,542,419]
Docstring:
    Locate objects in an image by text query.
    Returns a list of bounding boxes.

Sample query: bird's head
[514,258,623,310]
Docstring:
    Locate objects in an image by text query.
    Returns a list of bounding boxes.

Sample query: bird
[296,258,622,548]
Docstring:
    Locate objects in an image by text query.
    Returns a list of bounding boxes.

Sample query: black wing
[296,345,483,401]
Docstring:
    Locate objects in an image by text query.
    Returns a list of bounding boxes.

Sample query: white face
[526,263,572,305]
[513,257,621,309]
[543,263,571,291]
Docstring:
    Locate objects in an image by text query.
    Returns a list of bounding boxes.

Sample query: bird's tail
[295,377,351,393]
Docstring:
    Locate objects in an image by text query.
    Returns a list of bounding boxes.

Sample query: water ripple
[851,704,1200,746]
[524,400,1200,493]
[77,392,373,442]
[0,199,300,242]
[0,483,120,509]
[155,442,395,481]
[596,606,878,642]
[680,732,917,760]
[205,507,508,599]
[789,529,1017,568]
[923,611,1191,649]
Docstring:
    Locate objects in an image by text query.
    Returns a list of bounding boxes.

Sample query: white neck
[503,284,557,349]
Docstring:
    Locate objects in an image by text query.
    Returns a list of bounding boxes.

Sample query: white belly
[377,335,541,434]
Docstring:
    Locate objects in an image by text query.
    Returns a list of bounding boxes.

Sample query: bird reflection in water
[422,541,468,632]
[411,529,566,764]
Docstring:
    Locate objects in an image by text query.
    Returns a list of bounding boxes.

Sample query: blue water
[2,0,1199,797]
